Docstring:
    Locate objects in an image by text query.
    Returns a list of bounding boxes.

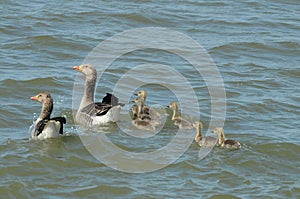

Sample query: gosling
[167,101,194,130]
[213,128,241,149]
[195,121,218,147]
[131,105,155,131]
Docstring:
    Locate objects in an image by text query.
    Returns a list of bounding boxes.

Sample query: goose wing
[81,93,124,116]
[50,116,66,134]
[101,93,125,106]
[34,117,66,136]
[81,102,113,117]
[34,119,49,137]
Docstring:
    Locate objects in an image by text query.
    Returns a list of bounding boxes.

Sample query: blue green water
[1,0,299,198]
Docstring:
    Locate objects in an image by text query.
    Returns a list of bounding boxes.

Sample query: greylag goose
[194,121,218,147]
[167,101,194,129]
[213,128,241,149]
[30,91,66,139]
[131,105,155,131]
[73,64,124,126]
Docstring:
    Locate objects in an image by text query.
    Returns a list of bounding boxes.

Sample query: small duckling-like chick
[167,101,194,130]
[131,104,151,121]
[135,90,147,103]
[134,90,162,120]
[131,105,155,131]
[132,98,151,121]
[167,101,194,129]
[213,128,241,149]
[194,121,203,143]
[195,121,218,147]
[134,90,150,113]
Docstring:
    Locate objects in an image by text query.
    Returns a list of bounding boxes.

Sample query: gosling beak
[31,95,38,101]
[134,93,138,96]
[73,65,82,71]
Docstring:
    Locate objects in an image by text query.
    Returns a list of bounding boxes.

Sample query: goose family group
[31,64,241,149]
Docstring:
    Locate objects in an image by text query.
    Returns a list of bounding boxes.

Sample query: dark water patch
[256,142,300,165]
[210,194,242,199]
[0,77,70,97]
[278,68,300,78]
[212,41,299,58]
[111,13,157,25]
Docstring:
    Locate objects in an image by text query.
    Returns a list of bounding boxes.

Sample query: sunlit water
[1,0,299,198]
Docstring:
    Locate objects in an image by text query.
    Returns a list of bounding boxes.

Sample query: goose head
[167,101,179,110]
[134,90,147,101]
[213,127,224,135]
[73,64,96,77]
[31,91,53,120]
[31,91,52,104]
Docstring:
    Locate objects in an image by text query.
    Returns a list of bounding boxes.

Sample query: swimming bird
[213,128,241,149]
[134,90,161,120]
[73,64,124,126]
[131,97,164,128]
[134,90,147,105]
[167,101,194,130]
[194,121,218,147]
[31,91,66,139]
[131,98,151,121]
[131,105,155,131]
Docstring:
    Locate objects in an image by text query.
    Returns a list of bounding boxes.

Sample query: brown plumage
[195,121,218,147]
[213,128,241,149]
[30,92,66,139]
[131,105,155,131]
[73,64,124,126]
[167,101,194,130]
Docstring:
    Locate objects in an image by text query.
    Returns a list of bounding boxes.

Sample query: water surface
[1,0,299,198]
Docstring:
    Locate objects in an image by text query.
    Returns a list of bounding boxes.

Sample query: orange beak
[31,95,38,101]
[73,65,82,71]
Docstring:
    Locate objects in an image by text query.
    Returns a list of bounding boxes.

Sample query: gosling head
[132,98,143,106]
[73,64,97,77]
[167,101,179,110]
[135,90,147,97]
[213,127,224,135]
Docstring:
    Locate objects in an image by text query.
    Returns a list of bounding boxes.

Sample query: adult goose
[167,101,194,130]
[73,64,124,126]
[31,91,66,139]
[194,121,218,147]
[213,128,241,149]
